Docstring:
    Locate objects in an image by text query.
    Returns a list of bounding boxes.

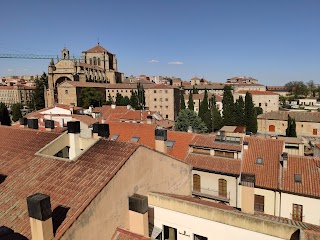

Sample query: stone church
[45,44,123,107]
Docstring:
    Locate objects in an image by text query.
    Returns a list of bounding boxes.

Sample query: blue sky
[0,0,319,85]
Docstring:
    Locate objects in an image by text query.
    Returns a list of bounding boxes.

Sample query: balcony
[192,187,230,203]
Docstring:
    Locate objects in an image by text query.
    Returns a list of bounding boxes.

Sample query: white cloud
[168,61,183,65]
[23,69,29,71]
[148,59,160,63]
[7,69,14,72]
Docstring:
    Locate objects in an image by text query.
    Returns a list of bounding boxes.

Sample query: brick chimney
[67,121,81,160]
[129,194,149,237]
[155,128,167,154]
[27,193,54,240]
[280,152,288,169]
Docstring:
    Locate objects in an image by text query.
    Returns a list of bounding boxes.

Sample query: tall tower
[61,48,70,60]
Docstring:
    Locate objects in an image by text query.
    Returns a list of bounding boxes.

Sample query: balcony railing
[192,187,230,202]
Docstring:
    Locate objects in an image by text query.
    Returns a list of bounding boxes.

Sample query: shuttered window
[193,174,201,192]
[292,204,303,221]
[218,179,227,198]
[254,195,264,212]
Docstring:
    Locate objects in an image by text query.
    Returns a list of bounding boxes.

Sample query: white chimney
[243,141,248,150]
[70,103,75,114]
[155,128,167,154]
[127,105,131,110]
[67,121,81,160]
[187,126,193,133]
[111,104,116,109]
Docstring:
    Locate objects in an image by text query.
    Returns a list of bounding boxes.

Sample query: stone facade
[46,45,123,107]
[0,85,35,107]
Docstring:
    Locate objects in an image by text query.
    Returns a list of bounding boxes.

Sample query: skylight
[167,140,176,148]
[131,136,140,142]
[111,134,119,140]
[256,158,263,165]
[294,174,302,183]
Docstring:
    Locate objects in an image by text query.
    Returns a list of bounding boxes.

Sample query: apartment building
[57,81,181,120]
[257,111,320,138]
[234,90,279,112]
[0,85,35,107]
[183,83,225,95]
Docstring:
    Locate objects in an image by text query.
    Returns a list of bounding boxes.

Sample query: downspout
[236,176,238,208]
[279,154,283,218]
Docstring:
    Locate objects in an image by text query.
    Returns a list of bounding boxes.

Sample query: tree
[192,86,199,94]
[286,115,297,137]
[115,93,123,105]
[307,80,316,98]
[106,93,114,105]
[245,92,257,133]
[0,102,11,126]
[210,96,223,132]
[188,91,194,111]
[137,82,145,110]
[234,96,245,126]
[29,72,48,110]
[285,81,308,98]
[254,107,263,116]
[78,87,105,108]
[130,91,139,109]
[316,86,320,101]
[175,109,207,133]
[11,103,23,122]
[198,89,211,130]
[180,92,186,111]
[222,86,235,126]
[120,96,131,106]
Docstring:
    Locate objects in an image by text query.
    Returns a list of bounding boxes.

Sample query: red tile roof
[82,45,110,53]
[242,137,284,189]
[108,122,195,160]
[184,153,241,176]
[236,90,278,95]
[257,111,320,123]
[190,134,242,151]
[72,114,98,126]
[0,126,139,239]
[112,228,150,240]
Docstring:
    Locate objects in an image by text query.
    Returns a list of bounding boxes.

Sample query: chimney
[92,123,99,139]
[187,126,193,133]
[19,117,28,128]
[27,118,39,129]
[27,193,54,240]
[243,141,248,150]
[240,174,255,214]
[281,152,288,169]
[146,115,153,125]
[101,117,106,124]
[111,104,116,109]
[98,124,110,138]
[127,105,131,110]
[89,105,93,114]
[129,194,149,237]
[44,120,55,131]
[70,103,75,114]
[155,128,167,154]
[67,121,81,160]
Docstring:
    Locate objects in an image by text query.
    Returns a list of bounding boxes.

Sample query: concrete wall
[60,146,192,240]
[193,170,239,207]
[149,193,299,240]
[280,193,320,225]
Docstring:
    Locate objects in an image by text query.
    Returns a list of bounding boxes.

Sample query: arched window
[269,125,275,132]
[90,58,92,65]
[193,174,201,192]
[219,179,227,198]
[98,58,101,66]
[93,57,97,65]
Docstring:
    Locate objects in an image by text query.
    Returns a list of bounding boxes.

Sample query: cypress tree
[11,103,23,122]
[193,86,198,94]
[130,91,139,109]
[188,92,194,111]
[245,92,257,133]
[222,86,235,126]
[286,115,297,137]
[0,102,11,126]
[234,96,245,126]
[115,93,123,105]
[210,96,223,132]
[198,89,211,130]
[180,92,186,110]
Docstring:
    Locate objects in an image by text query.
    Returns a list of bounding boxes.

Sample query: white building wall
[193,170,239,208]
[254,188,277,216]
[280,193,320,226]
[151,206,284,240]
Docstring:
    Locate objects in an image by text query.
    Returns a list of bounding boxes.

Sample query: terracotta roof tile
[190,134,242,151]
[72,114,98,126]
[184,153,241,176]
[112,228,150,240]
[258,111,320,123]
[242,137,284,189]
[0,126,138,239]
[236,90,278,95]
[82,45,110,53]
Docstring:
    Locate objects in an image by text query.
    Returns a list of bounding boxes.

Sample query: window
[164,225,177,240]
[131,136,140,142]
[154,98,157,101]
[193,174,201,192]
[256,158,263,165]
[165,106,168,109]
[214,150,234,158]
[292,204,303,221]
[165,90,168,93]
[269,125,275,132]
[294,174,302,183]
[166,114,168,118]
[218,179,227,198]
[65,90,68,94]
[193,148,210,155]
[165,98,168,101]
[313,129,318,135]
[111,134,119,140]
[254,195,264,212]
[167,140,175,148]
[194,234,207,240]
[259,103,262,107]
[154,90,157,93]
[98,58,101,66]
